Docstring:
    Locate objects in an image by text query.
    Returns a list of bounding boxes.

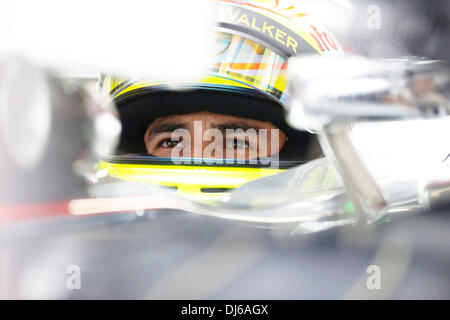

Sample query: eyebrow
[148,122,187,136]
[148,120,269,137]
[212,121,266,135]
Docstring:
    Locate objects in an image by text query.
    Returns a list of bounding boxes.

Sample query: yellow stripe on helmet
[97,160,283,201]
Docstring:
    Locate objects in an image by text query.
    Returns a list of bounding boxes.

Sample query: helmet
[98,0,343,200]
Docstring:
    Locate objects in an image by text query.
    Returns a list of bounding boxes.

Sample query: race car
[0,0,449,300]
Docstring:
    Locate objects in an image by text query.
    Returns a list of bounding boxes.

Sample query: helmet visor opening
[212,32,289,104]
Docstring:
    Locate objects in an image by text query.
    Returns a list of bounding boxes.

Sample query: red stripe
[0,201,71,223]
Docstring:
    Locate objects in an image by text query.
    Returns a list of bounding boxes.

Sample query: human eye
[159,137,182,148]
[225,138,250,150]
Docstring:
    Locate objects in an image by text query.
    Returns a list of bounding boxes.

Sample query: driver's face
[144,111,286,160]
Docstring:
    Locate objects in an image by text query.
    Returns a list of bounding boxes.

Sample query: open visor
[107,31,290,106]
[211,32,289,104]
[106,31,319,167]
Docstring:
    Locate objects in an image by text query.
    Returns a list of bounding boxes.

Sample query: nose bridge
[201,116,213,151]
[189,114,212,158]
[201,115,210,150]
